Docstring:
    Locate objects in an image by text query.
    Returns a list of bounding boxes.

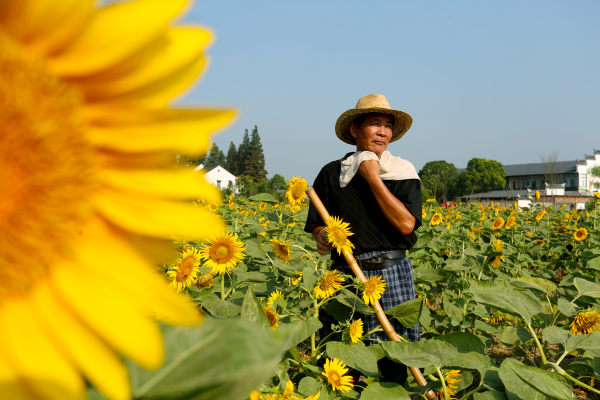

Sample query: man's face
[349,113,393,158]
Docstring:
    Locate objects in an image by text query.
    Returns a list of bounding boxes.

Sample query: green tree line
[419,158,506,203]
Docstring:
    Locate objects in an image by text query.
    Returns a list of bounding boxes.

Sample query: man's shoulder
[318,153,353,175]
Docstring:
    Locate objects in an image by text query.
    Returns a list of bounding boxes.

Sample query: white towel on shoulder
[339,151,421,188]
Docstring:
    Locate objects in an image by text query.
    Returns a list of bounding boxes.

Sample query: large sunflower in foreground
[200,232,246,275]
[285,176,307,206]
[322,358,354,394]
[0,1,236,399]
[325,216,355,255]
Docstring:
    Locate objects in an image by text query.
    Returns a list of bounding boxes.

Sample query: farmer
[304,94,422,384]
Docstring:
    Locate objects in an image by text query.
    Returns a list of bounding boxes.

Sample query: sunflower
[505,216,517,229]
[291,272,303,285]
[436,370,462,400]
[535,210,546,222]
[362,276,386,306]
[194,271,215,289]
[167,248,201,292]
[286,176,308,206]
[557,226,569,233]
[514,202,518,211]
[472,228,483,234]
[249,380,320,400]
[200,232,246,275]
[492,217,505,230]
[569,310,600,335]
[325,216,355,255]
[422,210,427,218]
[269,238,291,261]
[227,193,235,208]
[491,255,504,269]
[535,191,540,199]
[492,239,504,252]
[313,271,345,299]
[266,290,283,308]
[263,307,279,331]
[349,320,364,344]
[445,223,451,230]
[259,202,268,211]
[430,213,443,226]
[322,358,354,394]
[574,228,588,242]
[595,191,600,199]
[0,1,236,398]
[207,202,219,212]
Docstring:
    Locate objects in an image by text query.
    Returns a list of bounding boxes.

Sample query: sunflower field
[161,184,600,400]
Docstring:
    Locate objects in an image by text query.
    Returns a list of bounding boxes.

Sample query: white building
[195,164,237,192]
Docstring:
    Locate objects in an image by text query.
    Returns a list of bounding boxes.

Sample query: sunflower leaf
[201,294,242,318]
[248,193,278,204]
[325,341,379,377]
[381,340,458,369]
[336,288,377,315]
[286,317,322,349]
[500,358,573,400]
[127,318,290,400]
[359,382,410,400]
[472,288,542,324]
[574,278,600,299]
[241,285,269,328]
[385,298,423,328]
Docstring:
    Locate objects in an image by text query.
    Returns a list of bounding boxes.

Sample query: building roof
[462,190,529,199]
[204,165,218,172]
[503,161,577,176]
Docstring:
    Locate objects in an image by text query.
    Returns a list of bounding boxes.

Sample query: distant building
[461,149,599,209]
[195,164,238,192]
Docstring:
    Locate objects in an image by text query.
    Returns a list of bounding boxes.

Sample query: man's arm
[357,160,416,235]
[312,227,333,255]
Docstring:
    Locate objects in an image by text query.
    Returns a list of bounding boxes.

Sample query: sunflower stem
[525,321,547,365]
[434,366,451,400]
[311,298,319,366]
[221,273,226,300]
[458,386,483,400]
[546,362,600,395]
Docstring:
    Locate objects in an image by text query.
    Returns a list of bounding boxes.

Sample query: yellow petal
[98,167,222,202]
[95,189,224,240]
[51,263,164,370]
[30,282,131,400]
[47,0,189,76]
[75,218,203,326]
[80,27,211,99]
[0,298,85,400]
[95,50,209,107]
[0,350,36,400]
[87,108,237,154]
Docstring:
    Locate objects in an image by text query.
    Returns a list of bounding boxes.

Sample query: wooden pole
[306,187,436,399]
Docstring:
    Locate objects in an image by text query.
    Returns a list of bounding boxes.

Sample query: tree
[456,158,506,196]
[226,142,237,174]
[419,160,458,202]
[242,125,268,181]
[541,151,560,206]
[270,174,287,193]
[204,143,226,167]
[589,165,600,191]
[235,129,251,176]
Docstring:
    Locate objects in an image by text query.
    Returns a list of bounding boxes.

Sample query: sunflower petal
[98,167,222,202]
[80,27,211,99]
[87,108,236,154]
[47,0,189,76]
[75,218,203,326]
[0,350,36,400]
[51,263,165,370]
[96,189,224,240]
[30,282,131,400]
[0,298,85,400]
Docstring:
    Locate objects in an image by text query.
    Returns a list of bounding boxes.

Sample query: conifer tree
[235,129,251,176]
[243,125,268,181]
[226,142,237,174]
[204,143,226,167]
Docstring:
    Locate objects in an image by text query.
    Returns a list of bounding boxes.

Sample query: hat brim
[335,107,413,145]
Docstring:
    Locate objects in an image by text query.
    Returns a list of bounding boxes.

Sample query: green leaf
[323,300,352,323]
[298,377,324,399]
[586,257,600,271]
[381,339,458,369]
[447,352,496,371]
[326,341,379,377]
[241,285,269,328]
[501,358,573,400]
[367,344,386,361]
[359,382,410,400]
[301,267,319,292]
[574,278,600,299]
[248,193,278,204]
[443,294,463,325]
[557,298,579,317]
[498,359,547,400]
[201,295,242,318]
[436,332,486,355]
[542,326,569,346]
[472,288,542,324]
[544,328,600,357]
[497,326,533,346]
[385,298,423,328]
[474,392,501,400]
[244,240,265,259]
[286,317,322,349]
[413,267,448,283]
[127,318,289,400]
[474,320,502,335]
[232,270,272,285]
[337,289,377,315]
[512,277,557,294]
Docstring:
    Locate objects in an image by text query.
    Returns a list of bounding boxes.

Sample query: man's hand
[357,159,381,185]
[312,228,333,255]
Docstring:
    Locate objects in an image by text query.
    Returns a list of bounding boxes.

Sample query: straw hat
[335,94,413,145]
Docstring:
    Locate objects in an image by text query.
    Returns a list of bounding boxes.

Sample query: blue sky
[177,1,600,183]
